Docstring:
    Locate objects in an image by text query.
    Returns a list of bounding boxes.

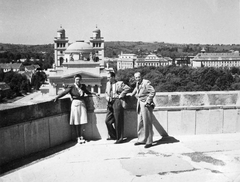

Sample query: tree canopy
[116,66,240,92]
[0,70,47,100]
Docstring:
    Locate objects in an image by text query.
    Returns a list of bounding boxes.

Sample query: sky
[0,0,240,45]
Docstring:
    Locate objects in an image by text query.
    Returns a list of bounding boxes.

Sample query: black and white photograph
[0,0,240,181]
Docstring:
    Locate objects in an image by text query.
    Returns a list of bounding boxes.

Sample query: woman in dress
[53,74,99,143]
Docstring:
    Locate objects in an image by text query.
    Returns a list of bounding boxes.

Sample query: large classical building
[191,49,240,68]
[46,27,108,95]
[117,53,137,70]
[117,53,172,70]
[54,27,104,67]
[136,54,172,67]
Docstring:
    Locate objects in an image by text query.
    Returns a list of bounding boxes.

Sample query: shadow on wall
[84,96,101,140]
[152,114,169,137]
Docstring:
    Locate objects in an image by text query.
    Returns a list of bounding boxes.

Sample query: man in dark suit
[105,72,130,144]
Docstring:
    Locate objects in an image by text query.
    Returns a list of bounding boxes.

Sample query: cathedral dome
[65,41,93,53]
[93,29,100,33]
[57,27,65,32]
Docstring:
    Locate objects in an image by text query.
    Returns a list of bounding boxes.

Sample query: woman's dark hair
[74,74,82,79]
[109,71,115,78]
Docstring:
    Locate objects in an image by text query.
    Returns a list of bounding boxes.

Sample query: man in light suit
[105,72,131,144]
[129,72,156,148]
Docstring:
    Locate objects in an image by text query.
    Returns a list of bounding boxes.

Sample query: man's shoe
[134,142,145,146]
[114,139,123,144]
[144,144,152,148]
[107,138,116,140]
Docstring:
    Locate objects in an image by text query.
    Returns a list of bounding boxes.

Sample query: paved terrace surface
[1,133,240,182]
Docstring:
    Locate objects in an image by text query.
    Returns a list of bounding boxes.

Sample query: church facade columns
[87,84,101,94]
[97,85,101,94]
[47,74,104,95]
[91,85,94,92]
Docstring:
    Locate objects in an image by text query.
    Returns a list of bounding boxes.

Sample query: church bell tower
[54,26,69,66]
[89,26,104,61]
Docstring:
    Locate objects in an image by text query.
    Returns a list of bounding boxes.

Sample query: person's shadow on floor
[153,135,179,147]
[151,113,179,147]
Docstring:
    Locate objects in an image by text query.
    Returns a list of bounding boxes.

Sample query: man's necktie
[137,82,140,93]
[110,83,113,99]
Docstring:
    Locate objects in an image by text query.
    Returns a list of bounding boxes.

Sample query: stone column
[98,85,101,94]
[91,85,94,92]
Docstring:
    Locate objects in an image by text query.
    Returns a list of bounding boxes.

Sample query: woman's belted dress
[55,84,91,125]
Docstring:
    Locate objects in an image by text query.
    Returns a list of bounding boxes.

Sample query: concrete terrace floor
[1,133,240,182]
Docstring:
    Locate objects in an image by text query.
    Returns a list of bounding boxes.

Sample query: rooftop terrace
[1,133,240,182]
[1,91,240,181]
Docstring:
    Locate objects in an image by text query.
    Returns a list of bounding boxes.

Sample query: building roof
[57,27,65,32]
[0,82,10,91]
[120,53,136,56]
[25,64,40,71]
[93,29,100,33]
[0,51,7,54]
[118,58,134,62]
[19,71,33,80]
[65,41,93,53]
[192,51,240,60]
[159,57,169,61]
[164,57,173,61]
[135,56,170,63]
[25,65,35,71]
[0,63,22,69]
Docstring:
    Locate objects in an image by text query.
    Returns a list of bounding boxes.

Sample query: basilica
[53,26,104,67]
[46,27,109,95]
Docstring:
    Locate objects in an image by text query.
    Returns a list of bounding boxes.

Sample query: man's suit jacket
[105,81,130,102]
[132,79,156,111]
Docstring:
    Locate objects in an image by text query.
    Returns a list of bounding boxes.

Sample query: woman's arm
[126,86,137,97]
[119,82,131,99]
[52,86,71,102]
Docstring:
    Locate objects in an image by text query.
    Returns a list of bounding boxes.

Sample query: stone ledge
[1,90,240,129]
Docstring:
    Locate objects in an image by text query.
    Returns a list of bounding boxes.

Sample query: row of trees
[116,66,240,92]
[0,70,47,100]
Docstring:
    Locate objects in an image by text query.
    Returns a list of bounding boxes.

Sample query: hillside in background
[0,43,54,70]
[0,43,54,54]
[104,41,240,58]
[1,42,240,59]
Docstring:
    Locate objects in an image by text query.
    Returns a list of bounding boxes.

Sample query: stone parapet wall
[155,91,240,107]
[1,91,240,167]
[0,99,71,128]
